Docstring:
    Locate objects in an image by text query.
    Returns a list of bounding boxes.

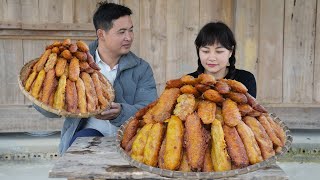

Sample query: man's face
[100,15,134,56]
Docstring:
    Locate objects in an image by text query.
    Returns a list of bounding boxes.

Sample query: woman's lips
[207,64,217,68]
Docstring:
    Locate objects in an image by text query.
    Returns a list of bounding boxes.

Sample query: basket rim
[18,58,115,118]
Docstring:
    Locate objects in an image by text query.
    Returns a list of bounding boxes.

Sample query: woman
[189,22,257,97]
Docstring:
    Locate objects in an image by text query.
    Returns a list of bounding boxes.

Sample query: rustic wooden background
[0,0,319,132]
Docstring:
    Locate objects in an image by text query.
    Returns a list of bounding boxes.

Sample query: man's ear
[97,29,105,40]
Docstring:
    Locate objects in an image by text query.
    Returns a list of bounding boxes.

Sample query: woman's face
[199,43,232,79]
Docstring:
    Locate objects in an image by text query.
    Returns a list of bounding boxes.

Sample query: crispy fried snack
[60,49,73,60]
[55,57,67,77]
[121,118,139,149]
[180,75,198,85]
[173,94,196,121]
[158,138,166,169]
[44,53,58,72]
[247,109,262,117]
[33,49,51,72]
[53,74,67,110]
[131,123,153,162]
[86,52,100,70]
[74,51,87,61]
[236,121,263,164]
[164,115,184,170]
[195,84,211,93]
[203,89,224,103]
[125,134,136,153]
[197,100,216,124]
[143,123,165,167]
[51,47,60,54]
[266,115,286,146]
[81,72,97,112]
[215,106,224,124]
[135,100,157,119]
[76,40,89,52]
[245,92,267,113]
[92,72,108,109]
[63,63,69,78]
[178,150,191,172]
[69,57,80,82]
[41,69,56,104]
[243,116,275,160]
[211,119,231,172]
[76,78,87,114]
[238,103,254,116]
[165,78,184,89]
[49,89,55,107]
[180,85,200,97]
[214,80,230,94]
[143,88,180,123]
[222,98,241,127]
[62,39,71,46]
[185,113,208,171]
[68,43,78,53]
[96,72,114,101]
[25,71,38,91]
[225,92,248,104]
[223,125,249,169]
[203,140,214,172]
[65,79,78,113]
[198,73,216,86]
[79,61,95,73]
[258,115,283,147]
[226,79,248,93]
[31,69,46,99]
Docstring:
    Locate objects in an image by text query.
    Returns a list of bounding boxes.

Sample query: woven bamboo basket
[18,58,115,118]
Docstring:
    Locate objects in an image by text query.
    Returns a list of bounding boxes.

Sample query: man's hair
[93,2,132,31]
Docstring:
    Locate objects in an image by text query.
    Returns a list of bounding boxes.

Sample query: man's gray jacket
[34,40,158,155]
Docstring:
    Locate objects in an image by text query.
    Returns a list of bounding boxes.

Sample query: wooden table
[49,137,288,180]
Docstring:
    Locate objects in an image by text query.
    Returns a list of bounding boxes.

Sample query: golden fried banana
[245,92,267,113]
[92,72,108,109]
[236,120,263,165]
[258,115,283,147]
[211,119,231,172]
[179,150,191,172]
[223,125,249,169]
[198,73,216,86]
[180,85,200,97]
[203,143,214,172]
[203,89,224,103]
[25,71,38,91]
[86,52,101,70]
[131,123,153,162]
[81,72,97,112]
[266,115,286,146]
[243,116,275,160]
[31,69,46,99]
[225,92,248,104]
[197,100,216,124]
[44,53,58,72]
[121,118,139,149]
[164,116,184,170]
[33,49,51,72]
[214,80,231,94]
[165,78,184,89]
[195,84,211,93]
[222,98,241,127]
[66,79,78,113]
[41,69,56,104]
[76,40,89,52]
[135,100,157,119]
[69,57,80,82]
[51,47,60,54]
[55,57,67,77]
[60,49,72,60]
[62,39,71,47]
[74,51,87,61]
[68,43,78,53]
[215,106,224,125]
[53,74,67,110]
[143,123,165,167]
[238,103,254,116]
[227,79,248,93]
[76,77,87,113]
[180,75,198,85]
[158,138,166,169]
[173,94,196,121]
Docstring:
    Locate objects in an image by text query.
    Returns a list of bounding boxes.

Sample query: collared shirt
[83,50,118,136]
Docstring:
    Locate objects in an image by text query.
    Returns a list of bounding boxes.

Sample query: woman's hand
[95,102,121,120]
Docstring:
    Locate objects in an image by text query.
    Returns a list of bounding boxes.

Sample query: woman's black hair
[194,22,236,79]
[93,2,132,32]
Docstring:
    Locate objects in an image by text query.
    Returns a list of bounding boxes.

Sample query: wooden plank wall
[0,0,319,132]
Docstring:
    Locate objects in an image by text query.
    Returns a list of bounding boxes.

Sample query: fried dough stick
[173,94,196,121]
[243,116,275,160]
[236,121,263,164]
[223,125,249,169]
[164,116,184,170]
[185,113,208,171]
[143,88,180,123]
[211,119,231,172]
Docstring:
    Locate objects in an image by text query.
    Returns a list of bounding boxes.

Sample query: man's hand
[95,102,121,120]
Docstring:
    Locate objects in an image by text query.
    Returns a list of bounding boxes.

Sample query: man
[35,2,157,155]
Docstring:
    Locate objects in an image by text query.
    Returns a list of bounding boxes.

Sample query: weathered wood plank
[265,106,320,129]
[122,0,140,56]
[0,30,96,39]
[21,23,95,31]
[140,0,167,93]
[234,0,259,76]
[283,0,316,103]
[314,0,320,103]
[0,105,63,132]
[0,0,21,23]
[74,0,100,24]
[0,39,24,105]
[257,0,284,103]
[49,137,288,180]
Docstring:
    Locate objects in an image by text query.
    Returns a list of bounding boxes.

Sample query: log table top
[49,137,288,180]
